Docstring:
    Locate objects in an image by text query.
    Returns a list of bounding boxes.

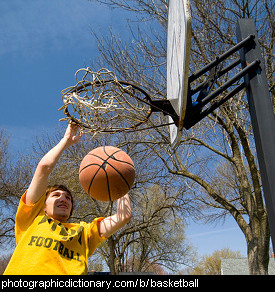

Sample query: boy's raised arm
[26,123,82,205]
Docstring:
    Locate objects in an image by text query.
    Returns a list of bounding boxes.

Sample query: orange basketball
[79,146,135,201]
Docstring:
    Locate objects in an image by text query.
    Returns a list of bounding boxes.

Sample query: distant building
[221,258,275,275]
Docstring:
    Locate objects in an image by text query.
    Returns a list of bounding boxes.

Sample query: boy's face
[44,190,72,222]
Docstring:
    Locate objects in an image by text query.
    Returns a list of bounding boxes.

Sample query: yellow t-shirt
[4,191,106,275]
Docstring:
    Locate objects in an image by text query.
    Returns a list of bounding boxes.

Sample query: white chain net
[59,68,151,134]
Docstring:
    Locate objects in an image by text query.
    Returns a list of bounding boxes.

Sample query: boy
[4,122,132,275]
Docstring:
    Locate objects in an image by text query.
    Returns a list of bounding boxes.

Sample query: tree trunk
[247,239,269,275]
[107,237,117,275]
[178,165,271,275]
[107,236,122,275]
[245,215,270,274]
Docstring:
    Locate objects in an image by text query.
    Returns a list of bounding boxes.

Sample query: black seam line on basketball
[79,163,103,174]
[103,146,122,160]
[87,163,112,201]
[84,160,132,191]
[104,168,112,201]
[87,164,102,196]
[79,155,134,175]
[103,147,134,167]
[86,152,134,168]
[88,152,132,190]
[97,167,112,201]
[110,165,132,190]
[85,147,120,201]
[85,156,132,198]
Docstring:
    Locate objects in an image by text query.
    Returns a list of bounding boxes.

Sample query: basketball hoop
[59,68,178,135]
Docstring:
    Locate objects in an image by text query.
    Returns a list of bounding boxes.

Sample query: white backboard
[167,0,191,148]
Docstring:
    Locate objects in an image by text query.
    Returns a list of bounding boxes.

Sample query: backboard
[167,0,191,148]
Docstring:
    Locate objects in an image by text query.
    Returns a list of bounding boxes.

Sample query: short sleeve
[15,190,46,243]
[87,217,106,257]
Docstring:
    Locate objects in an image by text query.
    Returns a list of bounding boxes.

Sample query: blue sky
[0,0,125,152]
[0,0,247,258]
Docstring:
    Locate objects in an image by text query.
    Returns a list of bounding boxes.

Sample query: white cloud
[188,227,239,238]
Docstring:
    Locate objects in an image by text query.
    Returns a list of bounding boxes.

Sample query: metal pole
[236,19,275,252]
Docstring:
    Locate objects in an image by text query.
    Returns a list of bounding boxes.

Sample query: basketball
[79,146,135,201]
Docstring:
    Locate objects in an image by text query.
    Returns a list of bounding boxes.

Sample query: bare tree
[187,248,243,275]
[0,129,33,247]
[0,253,12,274]
[92,0,274,274]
